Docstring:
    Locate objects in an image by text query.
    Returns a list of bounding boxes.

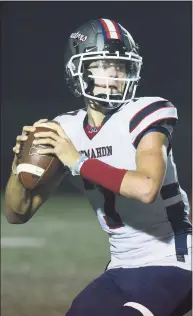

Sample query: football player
[5,19,192,316]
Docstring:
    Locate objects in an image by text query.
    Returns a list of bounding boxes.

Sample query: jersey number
[83,179,124,229]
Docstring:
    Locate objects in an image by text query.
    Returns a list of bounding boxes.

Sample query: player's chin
[91,100,118,114]
[90,100,106,112]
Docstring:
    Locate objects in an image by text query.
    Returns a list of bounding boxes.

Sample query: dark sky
[1,1,192,194]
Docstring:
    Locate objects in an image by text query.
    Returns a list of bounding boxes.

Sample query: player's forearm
[80,159,155,203]
[119,170,155,203]
[5,172,33,223]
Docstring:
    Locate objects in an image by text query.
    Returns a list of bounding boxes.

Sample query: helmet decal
[70,31,88,42]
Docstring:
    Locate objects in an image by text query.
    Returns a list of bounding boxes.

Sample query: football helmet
[64,18,143,109]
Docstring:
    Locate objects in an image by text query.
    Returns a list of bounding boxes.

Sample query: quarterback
[5,19,192,316]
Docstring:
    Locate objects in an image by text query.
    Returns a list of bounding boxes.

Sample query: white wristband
[70,155,89,176]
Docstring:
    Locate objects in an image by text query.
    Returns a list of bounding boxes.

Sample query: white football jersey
[54,97,192,271]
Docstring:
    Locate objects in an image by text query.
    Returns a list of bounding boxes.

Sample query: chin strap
[93,94,124,110]
[95,93,122,101]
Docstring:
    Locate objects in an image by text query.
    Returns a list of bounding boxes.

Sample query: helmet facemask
[66,50,142,109]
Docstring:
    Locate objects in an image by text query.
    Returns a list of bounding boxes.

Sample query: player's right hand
[13,119,48,154]
[11,119,48,174]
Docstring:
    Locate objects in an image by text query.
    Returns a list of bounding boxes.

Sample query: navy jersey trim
[160,185,192,262]
[160,194,192,262]
[165,201,192,234]
[166,201,192,262]
[130,101,174,133]
[161,182,180,200]
[133,125,172,153]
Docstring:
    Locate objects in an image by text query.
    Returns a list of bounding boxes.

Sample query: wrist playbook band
[70,155,89,176]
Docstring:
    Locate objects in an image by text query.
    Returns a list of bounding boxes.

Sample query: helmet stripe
[101,19,120,39]
[110,20,122,40]
[117,23,124,39]
[98,19,108,40]
[99,19,111,39]
[99,18,122,40]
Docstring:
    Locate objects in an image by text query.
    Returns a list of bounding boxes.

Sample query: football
[17,123,64,190]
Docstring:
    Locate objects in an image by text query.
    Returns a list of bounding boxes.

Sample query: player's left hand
[33,121,81,169]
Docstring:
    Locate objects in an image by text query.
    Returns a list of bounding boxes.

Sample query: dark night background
[1,1,192,196]
[0,3,192,315]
